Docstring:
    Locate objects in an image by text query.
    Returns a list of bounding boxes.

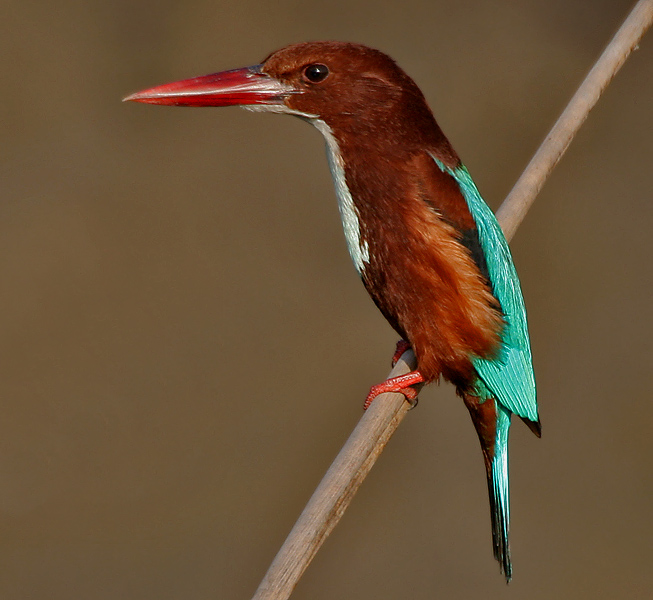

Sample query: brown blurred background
[1,0,651,598]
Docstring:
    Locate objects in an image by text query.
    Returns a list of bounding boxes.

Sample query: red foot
[363,371,425,410]
[391,340,411,367]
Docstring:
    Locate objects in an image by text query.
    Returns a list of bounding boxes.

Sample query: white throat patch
[242,104,369,275]
[311,119,370,275]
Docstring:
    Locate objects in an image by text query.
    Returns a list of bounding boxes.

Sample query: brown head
[124,41,453,156]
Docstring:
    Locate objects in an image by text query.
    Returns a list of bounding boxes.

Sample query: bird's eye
[303,64,329,83]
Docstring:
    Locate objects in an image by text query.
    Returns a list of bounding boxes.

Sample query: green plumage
[433,160,538,422]
[433,158,539,581]
[489,400,512,579]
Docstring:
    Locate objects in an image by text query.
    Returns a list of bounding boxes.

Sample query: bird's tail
[462,391,512,582]
[487,404,512,582]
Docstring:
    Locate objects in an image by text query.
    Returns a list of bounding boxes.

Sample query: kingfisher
[125,41,541,581]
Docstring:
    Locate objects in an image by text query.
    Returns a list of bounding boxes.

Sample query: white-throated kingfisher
[125,41,541,581]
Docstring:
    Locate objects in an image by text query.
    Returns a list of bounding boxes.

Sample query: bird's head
[124,41,431,132]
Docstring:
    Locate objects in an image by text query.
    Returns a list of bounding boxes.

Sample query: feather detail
[349,154,504,384]
[463,385,513,582]
[431,157,539,425]
[489,402,513,582]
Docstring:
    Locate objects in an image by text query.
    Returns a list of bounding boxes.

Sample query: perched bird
[125,41,540,581]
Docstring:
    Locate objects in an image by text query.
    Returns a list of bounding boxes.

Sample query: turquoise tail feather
[464,385,514,582]
[488,403,512,582]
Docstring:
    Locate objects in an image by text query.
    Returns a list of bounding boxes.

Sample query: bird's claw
[363,370,425,410]
[391,340,411,367]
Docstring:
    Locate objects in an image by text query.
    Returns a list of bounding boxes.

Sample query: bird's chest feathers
[313,135,503,380]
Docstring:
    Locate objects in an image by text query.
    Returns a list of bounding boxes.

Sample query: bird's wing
[431,158,538,421]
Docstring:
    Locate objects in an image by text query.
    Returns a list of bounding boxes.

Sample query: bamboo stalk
[251,3,653,598]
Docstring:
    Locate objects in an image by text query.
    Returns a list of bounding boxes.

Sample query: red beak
[123,65,294,107]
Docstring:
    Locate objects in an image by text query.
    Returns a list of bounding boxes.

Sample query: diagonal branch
[496,0,653,242]
[251,2,653,599]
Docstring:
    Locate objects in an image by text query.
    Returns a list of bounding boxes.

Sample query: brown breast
[351,150,504,386]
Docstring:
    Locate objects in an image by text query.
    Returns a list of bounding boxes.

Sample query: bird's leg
[363,371,425,410]
[391,339,411,367]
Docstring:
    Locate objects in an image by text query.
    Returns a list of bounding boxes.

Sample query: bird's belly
[361,241,503,387]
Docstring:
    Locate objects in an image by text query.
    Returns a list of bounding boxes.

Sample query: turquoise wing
[433,158,538,422]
